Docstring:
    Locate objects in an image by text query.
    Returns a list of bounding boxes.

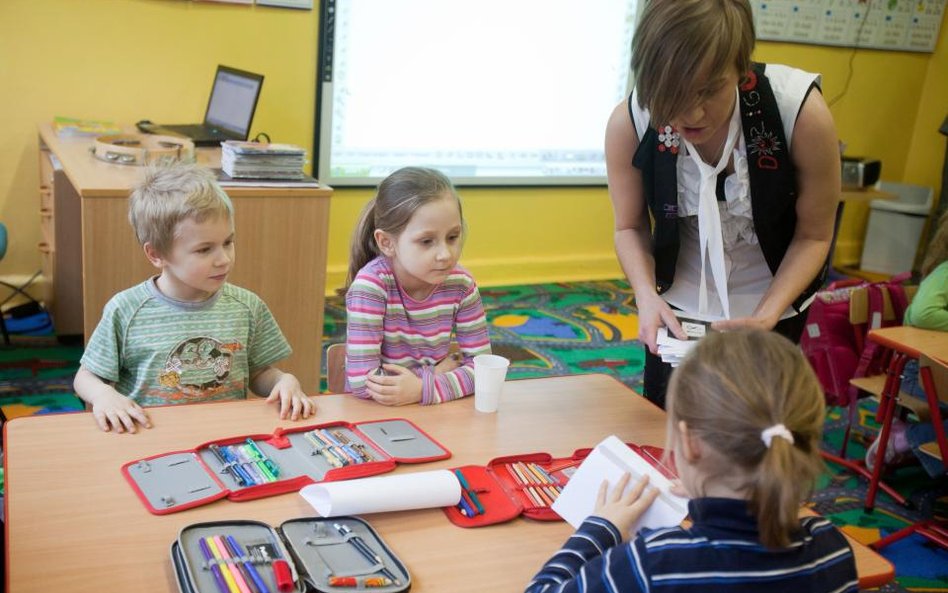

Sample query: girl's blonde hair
[344,167,462,291]
[666,329,826,548]
[921,208,948,277]
[631,0,755,127]
[128,163,233,256]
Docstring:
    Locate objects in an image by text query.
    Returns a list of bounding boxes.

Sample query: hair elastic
[761,424,794,448]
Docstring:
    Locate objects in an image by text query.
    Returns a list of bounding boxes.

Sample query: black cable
[827,2,872,107]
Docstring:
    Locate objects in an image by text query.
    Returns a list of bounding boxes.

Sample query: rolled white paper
[299,469,462,517]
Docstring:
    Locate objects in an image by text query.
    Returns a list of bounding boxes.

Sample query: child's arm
[73,366,152,434]
[250,366,317,421]
[344,277,389,399]
[419,283,491,404]
[524,474,657,593]
[906,263,948,330]
[364,282,490,405]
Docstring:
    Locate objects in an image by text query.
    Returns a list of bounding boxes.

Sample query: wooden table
[869,326,948,363]
[4,374,894,591]
[37,123,331,390]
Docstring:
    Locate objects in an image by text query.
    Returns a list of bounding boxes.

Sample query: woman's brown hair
[631,0,755,127]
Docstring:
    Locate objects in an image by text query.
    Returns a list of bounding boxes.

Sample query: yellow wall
[1,0,945,296]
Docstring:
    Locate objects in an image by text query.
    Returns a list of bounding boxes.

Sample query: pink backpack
[800,275,910,408]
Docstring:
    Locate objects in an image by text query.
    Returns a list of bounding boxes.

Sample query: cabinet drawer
[40,188,53,212]
[39,241,54,280]
[40,209,54,249]
[39,150,55,189]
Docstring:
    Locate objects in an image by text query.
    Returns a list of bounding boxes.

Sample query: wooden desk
[869,326,948,363]
[862,326,948,511]
[37,124,331,390]
[4,374,894,592]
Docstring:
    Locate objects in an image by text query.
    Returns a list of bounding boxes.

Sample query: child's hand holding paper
[552,435,689,538]
[594,472,660,541]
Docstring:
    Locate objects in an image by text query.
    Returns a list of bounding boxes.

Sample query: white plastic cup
[473,354,510,413]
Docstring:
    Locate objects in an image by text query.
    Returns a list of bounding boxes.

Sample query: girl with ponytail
[526,329,857,593]
[343,167,490,405]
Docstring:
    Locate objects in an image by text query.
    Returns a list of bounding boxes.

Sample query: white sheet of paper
[299,469,461,517]
[551,435,689,536]
[656,328,698,366]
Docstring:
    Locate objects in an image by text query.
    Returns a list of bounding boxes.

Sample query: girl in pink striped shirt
[343,167,491,405]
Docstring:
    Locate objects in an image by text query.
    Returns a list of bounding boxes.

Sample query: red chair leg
[865,353,910,512]
[872,521,948,551]
[821,450,908,506]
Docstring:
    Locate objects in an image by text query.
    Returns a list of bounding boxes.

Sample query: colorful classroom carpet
[324,278,947,592]
[0,338,83,422]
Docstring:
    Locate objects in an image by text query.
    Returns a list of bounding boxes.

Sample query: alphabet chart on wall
[752,0,945,52]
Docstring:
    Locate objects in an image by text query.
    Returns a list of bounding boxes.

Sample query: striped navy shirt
[525,497,858,593]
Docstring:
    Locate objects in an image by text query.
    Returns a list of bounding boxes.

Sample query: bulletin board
[752,0,946,52]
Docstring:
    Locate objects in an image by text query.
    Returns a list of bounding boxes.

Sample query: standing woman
[606,0,841,407]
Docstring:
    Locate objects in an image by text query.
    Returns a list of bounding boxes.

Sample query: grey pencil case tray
[171,516,410,593]
[123,418,451,514]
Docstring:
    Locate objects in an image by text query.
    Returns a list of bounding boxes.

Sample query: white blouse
[630,64,820,320]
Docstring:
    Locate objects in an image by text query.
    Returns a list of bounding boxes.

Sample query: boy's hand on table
[365,364,422,406]
[90,388,152,434]
[265,373,317,420]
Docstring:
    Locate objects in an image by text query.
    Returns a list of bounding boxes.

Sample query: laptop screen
[204,66,264,136]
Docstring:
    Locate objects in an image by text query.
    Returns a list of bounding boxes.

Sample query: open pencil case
[444,444,674,527]
[171,516,410,593]
[124,418,450,514]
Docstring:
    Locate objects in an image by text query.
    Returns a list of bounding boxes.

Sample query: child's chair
[870,353,948,551]
[326,342,346,394]
[820,283,920,509]
[0,223,46,346]
[324,342,463,394]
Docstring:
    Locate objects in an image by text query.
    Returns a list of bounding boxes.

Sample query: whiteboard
[315,0,641,187]
[752,0,945,52]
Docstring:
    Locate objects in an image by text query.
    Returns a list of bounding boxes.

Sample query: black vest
[631,63,825,312]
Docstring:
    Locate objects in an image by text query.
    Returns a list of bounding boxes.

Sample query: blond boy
[74,164,316,432]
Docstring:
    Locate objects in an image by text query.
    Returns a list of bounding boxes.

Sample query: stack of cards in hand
[656,314,715,367]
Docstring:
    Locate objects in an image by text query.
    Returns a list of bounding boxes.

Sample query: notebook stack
[220,140,307,180]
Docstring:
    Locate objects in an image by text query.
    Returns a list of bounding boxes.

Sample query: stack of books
[220,141,307,180]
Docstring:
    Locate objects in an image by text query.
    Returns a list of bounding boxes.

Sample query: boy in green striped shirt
[74,164,317,433]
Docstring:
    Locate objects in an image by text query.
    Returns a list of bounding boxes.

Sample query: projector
[841,156,881,190]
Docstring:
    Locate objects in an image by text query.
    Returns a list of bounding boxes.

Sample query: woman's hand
[637,293,688,354]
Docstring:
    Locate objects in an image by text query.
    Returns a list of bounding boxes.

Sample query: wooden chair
[822,284,920,508]
[914,353,948,467]
[871,353,948,551]
[847,284,927,422]
[326,342,347,394]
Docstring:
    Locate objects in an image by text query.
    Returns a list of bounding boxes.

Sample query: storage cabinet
[37,142,84,336]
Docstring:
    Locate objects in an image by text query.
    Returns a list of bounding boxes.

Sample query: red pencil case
[444,444,674,528]
[123,418,450,515]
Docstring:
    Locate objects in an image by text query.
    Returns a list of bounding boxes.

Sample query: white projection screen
[315,0,641,186]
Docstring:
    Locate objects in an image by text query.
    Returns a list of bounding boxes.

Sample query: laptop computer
[137,65,264,147]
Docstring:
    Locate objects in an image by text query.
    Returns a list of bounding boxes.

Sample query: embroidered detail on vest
[741,70,783,171]
[657,125,680,154]
[748,123,782,170]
